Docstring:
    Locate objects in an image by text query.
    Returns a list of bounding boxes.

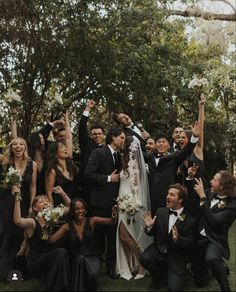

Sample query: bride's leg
[119,221,132,269]
[119,221,145,275]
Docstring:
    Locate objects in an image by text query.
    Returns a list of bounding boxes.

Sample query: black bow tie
[131,124,135,129]
[169,209,178,216]
[213,194,224,201]
[154,152,164,158]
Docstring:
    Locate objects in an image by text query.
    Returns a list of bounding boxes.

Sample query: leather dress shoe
[107,268,120,279]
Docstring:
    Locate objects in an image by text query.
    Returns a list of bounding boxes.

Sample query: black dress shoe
[107,268,120,279]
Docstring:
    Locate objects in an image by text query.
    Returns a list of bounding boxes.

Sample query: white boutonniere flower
[178,214,186,222]
[217,200,226,209]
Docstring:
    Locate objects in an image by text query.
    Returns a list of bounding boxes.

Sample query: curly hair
[121,135,134,174]
[218,170,236,197]
[2,137,31,166]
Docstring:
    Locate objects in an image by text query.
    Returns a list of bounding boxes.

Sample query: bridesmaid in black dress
[49,198,117,291]
[45,141,79,207]
[0,137,37,280]
[13,192,70,291]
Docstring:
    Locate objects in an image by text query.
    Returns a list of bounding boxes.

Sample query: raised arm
[10,107,17,139]
[52,185,71,214]
[194,94,205,160]
[64,110,73,158]
[29,161,37,214]
[13,186,35,230]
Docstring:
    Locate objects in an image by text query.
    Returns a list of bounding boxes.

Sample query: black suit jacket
[198,191,236,259]
[123,126,147,152]
[146,207,196,276]
[147,140,197,211]
[78,114,102,182]
[84,145,121,209]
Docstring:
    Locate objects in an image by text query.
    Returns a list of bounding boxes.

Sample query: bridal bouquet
[117,193,143,224]
[188,75,208,97]
[37,203,65,240]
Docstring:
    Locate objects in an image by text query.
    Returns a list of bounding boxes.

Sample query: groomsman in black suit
[78,100,105,205]
[140,183,196,291]
[84,127,125,279]
[147,121,200,215]
[191,171,236,291]
[113,112,149,152]
[170,126,184,153]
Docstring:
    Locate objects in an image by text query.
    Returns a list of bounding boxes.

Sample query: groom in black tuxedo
[140,183,196,291]
[113,112,149,152]
[84,127,125,279]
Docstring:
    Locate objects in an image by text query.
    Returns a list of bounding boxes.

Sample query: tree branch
[169,9,236,21]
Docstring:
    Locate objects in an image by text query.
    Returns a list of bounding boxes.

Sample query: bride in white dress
[116,136,153,280]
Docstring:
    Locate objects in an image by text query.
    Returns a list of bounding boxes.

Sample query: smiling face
[172,127,184,144]
[210,172,221,193]
[56,142,68,159]
[156,137,170,154]
[33,195,50,213]
[73,200,87,219]
[179,131,189,149]
[166,187,183,210]
[11,138,26,158]
[146,138,156,152]
[91,128,104,145]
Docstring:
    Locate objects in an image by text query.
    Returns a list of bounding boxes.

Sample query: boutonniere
[178,214,186,222]
[217,200,226,209]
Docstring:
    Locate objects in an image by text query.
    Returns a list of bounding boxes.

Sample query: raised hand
[186,163,199,180]
[53,185,64,195]
[199,93,206,105]
[143,210,156,228]
[194,177,206,199]
[191,121,201,137]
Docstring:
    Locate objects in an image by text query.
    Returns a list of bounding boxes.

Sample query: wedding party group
[0,94,235,292]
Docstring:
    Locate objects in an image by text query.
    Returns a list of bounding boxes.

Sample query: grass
[0,222,235,291]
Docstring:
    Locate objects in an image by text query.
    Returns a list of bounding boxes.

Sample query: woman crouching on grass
[13,185,71,291]
[48,198,118,292]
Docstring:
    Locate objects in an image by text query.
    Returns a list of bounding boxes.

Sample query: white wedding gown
[116,170,153,280]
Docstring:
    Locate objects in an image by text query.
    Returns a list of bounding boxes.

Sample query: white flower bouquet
[117,193,143,224]
[188,75,208,89]
[3,88,22,107]
[1,166,22,189]
[37,203,65,240]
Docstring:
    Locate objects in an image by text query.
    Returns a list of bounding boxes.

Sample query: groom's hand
[110,170,120,182]
[143,210,156,228]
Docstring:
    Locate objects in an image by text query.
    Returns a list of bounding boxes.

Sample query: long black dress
[28,219,70,291]
[68,218,101,291]
[52,167,79,207]
[0,161,33,280]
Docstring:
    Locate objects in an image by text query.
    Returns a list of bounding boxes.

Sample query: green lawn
[0,222,235,291]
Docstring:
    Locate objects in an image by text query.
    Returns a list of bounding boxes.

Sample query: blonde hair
[32,195,49,215]
[2,137,30,166]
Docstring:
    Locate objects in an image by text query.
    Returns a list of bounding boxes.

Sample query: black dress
[0,161,33,280]
[28,219,70,291]
[68,218,101,291]
[36,164,46,196]
[52,167,79,207]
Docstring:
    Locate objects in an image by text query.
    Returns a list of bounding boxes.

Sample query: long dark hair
[121,135,134,173]
[45,141,77,179]
[27,132,44,160]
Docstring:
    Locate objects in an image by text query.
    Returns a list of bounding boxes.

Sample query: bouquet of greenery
[3,88,22,108]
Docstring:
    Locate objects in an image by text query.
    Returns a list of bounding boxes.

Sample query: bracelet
[15,192,22,201]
